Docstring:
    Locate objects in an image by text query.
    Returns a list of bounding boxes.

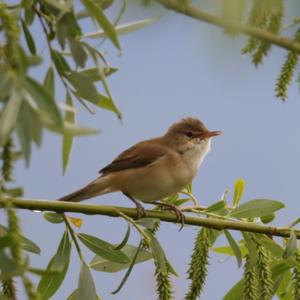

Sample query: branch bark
[0,198,299,239]
[156,0,300,54]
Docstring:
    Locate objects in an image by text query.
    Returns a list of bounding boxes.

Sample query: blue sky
[11,1,300,299]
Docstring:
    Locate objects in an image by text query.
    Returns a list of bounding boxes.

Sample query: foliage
[1,0,300,300]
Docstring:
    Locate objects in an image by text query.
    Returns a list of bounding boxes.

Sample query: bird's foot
[135,202,146,219]
[123,192,146,219]
[153,202,185,231]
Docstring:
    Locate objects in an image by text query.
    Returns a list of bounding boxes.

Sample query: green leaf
[0,224,40,255]
[147,231,168,274]
[66,71,99,104]
[90,244,153,273]
[283,230,297,259]
[68,37,87,67]
[111,242,144,295]
[114,224,130,250]
[17,101,42,164]
[205,200,227,213]
[136,218,160,231]
[43,66,55,98]
[0,235,11,249]
[224,230,243,267]
[230,199,285,218]
[21,19,36,55]
[37,231,71,299]
[82,18,157,39]
[43,212,64,224]
[233,178,245,207]
[97,93,122,118]
[43,120,100,136]
[260,213,276,224]
[3,187,23,197]
[80,0,120,50]
[79,67,118,81]
[78,233,130,264]
[223,279,244,300]
[28,267,60,276]
[25,77,63,129]
[67,289,102,300]
[77,262,97,300]
[212,245,248,257]
[22,235,41,255]
[0,89,23,146]
[62,92,75,174]
[0,69,13,99]
[51,49,71,75]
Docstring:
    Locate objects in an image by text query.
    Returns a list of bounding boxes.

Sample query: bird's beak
[201,130,222,139]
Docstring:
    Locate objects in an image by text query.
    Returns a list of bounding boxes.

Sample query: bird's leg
[151,201,185,230]
[123,193,146,219]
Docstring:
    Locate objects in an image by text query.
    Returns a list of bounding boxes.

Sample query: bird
[59,117,221,226]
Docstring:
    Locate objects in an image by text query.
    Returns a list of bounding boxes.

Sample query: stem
[155,0,300,54]
[0,198,299,239]
[62,214,84,262]
[118,211,150,244]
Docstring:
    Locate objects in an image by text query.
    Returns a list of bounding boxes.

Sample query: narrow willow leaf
[67,289,102,300]
[79,67,118,81]
[111,242,143,295]
[224,230,242,267]
[147,231,168,274]
[283,230,297,259]
[51,49,71,75]
[82,18,157,39]
[22,235,41,255]
[43,212,64,224]
[212,245,248,257]
[0,89,23,146]
[0,224,40,255]
[44,120,100,136]
[62,92,75,174]
[78,233,130,263]
[233,178,245,207]
[68,37,87,68]
[21,19,36,55]
[114,224,130,250]
[37,231,71,299]
[230,199,284,218]
[80,0,120,50]
[77,262,97,300]
[97,93,122,118]
[90,244,153,273]
[223,279,244,300]
[205,200,226,212]
[66,71,100,103]
[43,66,55,98]
[25,77,63,129]
[28,268,60,276]
[136,218,160,231]
[3,187,23,197]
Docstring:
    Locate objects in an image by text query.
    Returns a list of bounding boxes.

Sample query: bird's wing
[99,139,168,175]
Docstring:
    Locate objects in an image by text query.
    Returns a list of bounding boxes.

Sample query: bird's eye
[185,131,193,138]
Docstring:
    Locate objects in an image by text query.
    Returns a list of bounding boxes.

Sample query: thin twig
[156,0,300,54]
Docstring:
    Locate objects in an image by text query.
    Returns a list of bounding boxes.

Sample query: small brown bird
[59,117,221,224]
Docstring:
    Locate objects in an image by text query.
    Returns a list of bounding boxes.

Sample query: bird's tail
[58,176,113,202]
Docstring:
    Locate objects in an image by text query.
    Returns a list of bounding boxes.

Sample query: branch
[0,198,299,239]
[156,0,300,54]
